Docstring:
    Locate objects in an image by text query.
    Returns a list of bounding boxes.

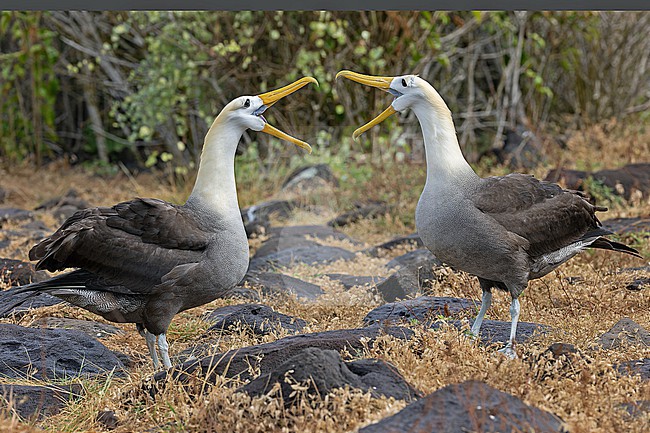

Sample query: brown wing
[472,174,606,258]
[29,198,210,292]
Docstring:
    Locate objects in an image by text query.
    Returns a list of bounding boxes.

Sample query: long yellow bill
[257,76,318,153]
[336,70,398,141]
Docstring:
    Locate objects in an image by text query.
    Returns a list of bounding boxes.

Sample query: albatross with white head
[1,77,317,369]
[337,70,640,358]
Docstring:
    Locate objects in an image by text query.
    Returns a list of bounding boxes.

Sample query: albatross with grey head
[1,77,317,369]
[336,70,641,358]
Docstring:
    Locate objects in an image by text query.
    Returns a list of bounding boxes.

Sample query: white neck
[187,115,242,216]
[411,91,479,187]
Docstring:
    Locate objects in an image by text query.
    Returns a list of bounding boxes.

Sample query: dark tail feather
[589,237,642,258]
[0,271,87,316]
[0,290,41,317]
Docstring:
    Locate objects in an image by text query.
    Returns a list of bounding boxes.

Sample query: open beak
[336,70,398,141]
[257,77,318,153]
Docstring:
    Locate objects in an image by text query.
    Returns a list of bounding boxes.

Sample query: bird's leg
[470,290,492,338]
[158,333,172,369]
[137,323,161,369]
[145,331,161,369]
[498,297,520,359]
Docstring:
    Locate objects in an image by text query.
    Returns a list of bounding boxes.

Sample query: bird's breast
[416,190,528,282]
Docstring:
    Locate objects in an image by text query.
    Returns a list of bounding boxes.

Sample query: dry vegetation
[0,120,649,432]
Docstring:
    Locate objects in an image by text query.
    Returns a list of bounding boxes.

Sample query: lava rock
[241,200,296,225]
[282,164,338,194]
[626,277,649,291]
[545,163,650,201]
[239,272,324,301]
[326,273,385,290]
[430,319,550,346]
[251,246,356,271]
[358,380,566,432]
[346,357,422,401]
[205,303,306,336]
[266,224,362,246]
[268,225,344,239]
[35,189,89,211]
[617,358,650,380]
[597,318,650,349]
[364,233,423,257]
[363,296,477,326]
[483,126,545,170]
[35,190,89,223]
[20,220,49,231]
[252,224,360,265]
[253,236,322,258]
[0,228,48,252]
[327,201,390,227]
[0,383,83,420]
[154,326,414,392]
[239,347,420,405]
[33,317,125,340]
[619,400,650,419]
[374,260,439,302]
[0,258,43,286]
[96,409,120,430]
[0,324,126,379]
[375,249,444,303]
[0,208,33,226]
[602,217,650,236]
[385,248,442,270]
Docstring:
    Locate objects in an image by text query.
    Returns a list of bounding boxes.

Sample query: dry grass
[0,120,649,432]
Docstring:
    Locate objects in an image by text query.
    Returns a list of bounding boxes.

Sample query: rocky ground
[0,128,649,432]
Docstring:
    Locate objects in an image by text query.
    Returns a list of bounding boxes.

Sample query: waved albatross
[336,70,641,358]
[1,77,317,369]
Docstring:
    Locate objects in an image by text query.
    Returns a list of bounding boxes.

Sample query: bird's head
[215,76,318,153]
[336,70,448,141]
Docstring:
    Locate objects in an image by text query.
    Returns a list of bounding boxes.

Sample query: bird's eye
[244,99,250,108]
[401,78,407,87]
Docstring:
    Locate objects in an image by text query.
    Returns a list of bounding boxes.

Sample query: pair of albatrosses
[2,73,639,368]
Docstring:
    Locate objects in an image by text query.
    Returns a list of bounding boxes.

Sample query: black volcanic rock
[385,249,442,271]
[282,164,338,194]
[358,380,566,433]
[0,324,126,379]
[239,347,420,405]
[250,246,356,272]
[154,326,414,392]
[326,273,385,290]
[545,163,650,201]
[429,319,550,346]
[597,318,650,349]
[0,258,44,286]
[205,303,306,336]
[239,272,324,301]
[363,296,477,326]
[617,358,650,380]
[33,317,125,340]
[364,233,423,257]
[0,383,83,420]
[328,201,390,227]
